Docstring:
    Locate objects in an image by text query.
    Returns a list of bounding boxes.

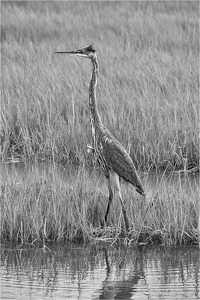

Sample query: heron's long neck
[89,57,102,125]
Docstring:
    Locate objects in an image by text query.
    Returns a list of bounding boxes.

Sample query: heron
[54,44,145,231]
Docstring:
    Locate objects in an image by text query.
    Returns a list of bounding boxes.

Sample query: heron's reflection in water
[94,247,146,300]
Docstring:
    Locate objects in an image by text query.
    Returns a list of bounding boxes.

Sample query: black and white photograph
[1,1,199,299]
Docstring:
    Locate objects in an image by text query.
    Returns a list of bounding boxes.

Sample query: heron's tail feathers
[136,185,145,196]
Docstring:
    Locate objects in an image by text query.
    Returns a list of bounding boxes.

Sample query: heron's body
[91,118,144,190]
[55,44,145,230]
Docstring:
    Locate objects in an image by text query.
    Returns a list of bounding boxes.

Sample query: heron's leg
[104,175,113,225]
[118,191,129,231]
[113,172,129,231]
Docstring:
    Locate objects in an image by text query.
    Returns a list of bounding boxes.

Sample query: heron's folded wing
[102,138,143,191]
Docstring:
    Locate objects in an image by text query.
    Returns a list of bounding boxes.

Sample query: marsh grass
[1,1,199,246]
[1,163,199,246]
[1,1,199,171]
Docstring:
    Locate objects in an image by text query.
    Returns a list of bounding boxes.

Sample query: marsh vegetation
[1,1,199,245]
[1,163,199,245]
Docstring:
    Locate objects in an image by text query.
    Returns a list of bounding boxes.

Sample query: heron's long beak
[53,48,88,58]
[54,50,78,55]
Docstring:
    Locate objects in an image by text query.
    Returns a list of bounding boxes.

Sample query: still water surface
[1,244,199,300]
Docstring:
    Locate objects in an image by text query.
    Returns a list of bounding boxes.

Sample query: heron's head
[54,44,96,60]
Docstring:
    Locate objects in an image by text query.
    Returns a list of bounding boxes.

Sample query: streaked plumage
[54,44,145,230]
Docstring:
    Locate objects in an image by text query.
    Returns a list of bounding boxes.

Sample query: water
[1,244,199,300]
